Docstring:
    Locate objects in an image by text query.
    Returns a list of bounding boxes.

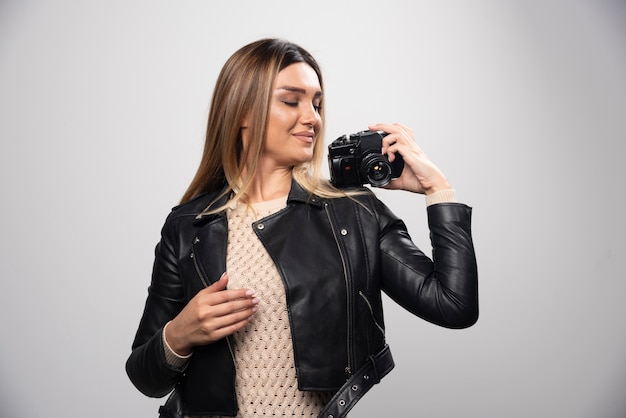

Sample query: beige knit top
[219,196,332,417]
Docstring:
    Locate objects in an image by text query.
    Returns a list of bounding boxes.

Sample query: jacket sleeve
[125,216,188,397]
[378,201,479,329]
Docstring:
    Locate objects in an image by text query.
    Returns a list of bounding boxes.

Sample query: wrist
[425,189,457,206]
[423,180,452,195]
[420,171,451,195]
[163,321,193,357]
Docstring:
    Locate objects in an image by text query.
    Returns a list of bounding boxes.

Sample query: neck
[243,166,292,204]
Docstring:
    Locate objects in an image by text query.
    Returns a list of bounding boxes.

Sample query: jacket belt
[159,345,395,418]
[317,345,394,418]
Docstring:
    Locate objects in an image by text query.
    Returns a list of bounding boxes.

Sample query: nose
[301,102,321,127]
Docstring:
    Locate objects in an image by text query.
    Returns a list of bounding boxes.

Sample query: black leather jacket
[126,181,478,416]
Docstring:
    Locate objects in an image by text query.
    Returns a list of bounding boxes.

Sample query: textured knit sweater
[218,196,332,417]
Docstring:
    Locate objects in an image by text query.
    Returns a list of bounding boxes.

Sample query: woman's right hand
[164,272,259,356]
[368,123,452,195]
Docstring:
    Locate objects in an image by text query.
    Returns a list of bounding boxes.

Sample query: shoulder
[162,191,224,230]
[170,193,216,215]
[324,187,393,220]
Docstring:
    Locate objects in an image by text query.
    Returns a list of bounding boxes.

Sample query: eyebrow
[276,86,323,98]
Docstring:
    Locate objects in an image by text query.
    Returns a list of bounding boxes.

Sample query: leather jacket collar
[193,179,324,224]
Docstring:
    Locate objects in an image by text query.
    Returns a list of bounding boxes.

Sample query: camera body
[328,130,404,188]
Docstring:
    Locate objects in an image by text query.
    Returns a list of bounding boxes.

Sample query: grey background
[1,1,625,417]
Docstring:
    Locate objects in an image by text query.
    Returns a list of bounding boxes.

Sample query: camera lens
[360,154,393,187]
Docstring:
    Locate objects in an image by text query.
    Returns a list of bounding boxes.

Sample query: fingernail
[251,297,260,305]
[251,306,259,313]
[245,289,256,296]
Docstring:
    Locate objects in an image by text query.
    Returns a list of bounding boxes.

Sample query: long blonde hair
[180,38,348,210]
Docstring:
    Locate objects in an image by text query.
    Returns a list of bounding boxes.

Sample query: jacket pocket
[190,237,209,288]
[358,291,385,340]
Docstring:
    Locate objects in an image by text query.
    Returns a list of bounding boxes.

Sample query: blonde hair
[180,38,350,211]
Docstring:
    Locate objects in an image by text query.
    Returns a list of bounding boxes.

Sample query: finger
[206,316,256,342]
[381,178,402,190]
[201,273,256,301]
[199,287,258,310]
[200,304,259,342]
[368,123,396,133]
[382,135,404,162]
[377,130,397,155]
[205,272,229,293]
[368,122,410,135]
[216,304,259,326]
[202,296,260,319]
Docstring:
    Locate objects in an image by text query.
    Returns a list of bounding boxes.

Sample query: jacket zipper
[191,242,238,365]
[191,237,209,288]
[359,291,386,340]
[225,335,238,407]
[324,202,353,377]
[191,237,239,407]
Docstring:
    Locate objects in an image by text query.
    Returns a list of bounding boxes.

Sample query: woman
[126,38,478,418]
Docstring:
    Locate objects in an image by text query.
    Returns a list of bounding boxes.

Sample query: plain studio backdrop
[1,1,625,417]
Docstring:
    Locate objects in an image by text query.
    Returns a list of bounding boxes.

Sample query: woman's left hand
[368,123,452,195]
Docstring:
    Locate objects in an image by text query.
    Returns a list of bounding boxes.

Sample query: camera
[328,130,404,187]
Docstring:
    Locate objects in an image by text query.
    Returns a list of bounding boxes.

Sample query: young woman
[126,38,478,418]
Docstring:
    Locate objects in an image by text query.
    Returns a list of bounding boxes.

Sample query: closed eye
[282,101,321,113]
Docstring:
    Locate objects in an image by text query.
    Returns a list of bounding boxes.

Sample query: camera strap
[317,344,394,418]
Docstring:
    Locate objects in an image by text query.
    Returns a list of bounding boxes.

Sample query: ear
[241,112,250,129]
[240,114,250,150]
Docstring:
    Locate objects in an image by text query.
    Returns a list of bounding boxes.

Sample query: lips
[293,131,315,143]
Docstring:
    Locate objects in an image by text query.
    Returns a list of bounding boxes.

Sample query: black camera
[328,130,404,187]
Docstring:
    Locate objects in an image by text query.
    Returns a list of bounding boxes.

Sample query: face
[260,62,323,170]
